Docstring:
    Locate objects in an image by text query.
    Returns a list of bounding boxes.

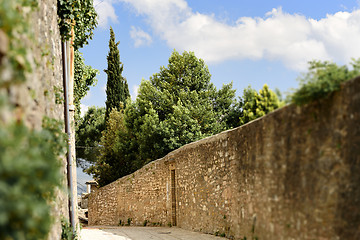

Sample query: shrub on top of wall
[289,59,360,105]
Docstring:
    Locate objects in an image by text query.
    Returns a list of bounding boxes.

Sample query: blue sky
[80,0,360,112]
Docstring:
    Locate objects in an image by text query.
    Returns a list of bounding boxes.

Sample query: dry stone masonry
[89,77,360,239]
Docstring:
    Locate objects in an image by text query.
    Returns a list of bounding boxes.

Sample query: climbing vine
[0,0,37,87]
[58,0,99,123]
[61,217,78,240]
[74,50,98,122]
[57,0,98,50]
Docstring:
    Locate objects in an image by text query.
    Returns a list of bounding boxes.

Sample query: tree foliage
[73,51,99,168]
[239,84,281,125]
[74,50,98,123]
[290,59,360,105]
[57,0,97,50]
[86,108,134,186]
[75,106,105,168]
[89,50,284,186]
[104,27,130,122]
[89,50,238,185]
[125,50,238,168]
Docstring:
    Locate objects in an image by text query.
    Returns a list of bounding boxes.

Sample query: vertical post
[62,41,76,234]
[61,19,78,236]
[67,21,78,232]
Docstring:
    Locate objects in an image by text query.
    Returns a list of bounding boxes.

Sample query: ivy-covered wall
[0,0,71,239]
[6,1,64,127]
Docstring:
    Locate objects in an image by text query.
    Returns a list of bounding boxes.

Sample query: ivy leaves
[57,0,98,49]
[74,50,98,122]
[0,118,66,240]
[0,0,37,87]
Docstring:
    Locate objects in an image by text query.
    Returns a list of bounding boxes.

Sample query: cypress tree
[104,27,130,122]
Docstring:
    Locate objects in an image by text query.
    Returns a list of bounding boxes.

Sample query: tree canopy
[75,106,105,168]
[85,108,134,186]
[104,27,130,122]
[86,50,284,186]
[88,50,239,185]
[73,50,99,168]
[239,84,281,125]
[125,50,237,167]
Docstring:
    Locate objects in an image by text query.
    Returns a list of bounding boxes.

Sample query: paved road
[80,226,227,240]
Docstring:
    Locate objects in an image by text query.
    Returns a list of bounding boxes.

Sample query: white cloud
[131,85,139,100]
[130,26,153,47]
[94,0,118,28]
[112,0,360,71]
[80,104,89,117]
[309,11,360,64]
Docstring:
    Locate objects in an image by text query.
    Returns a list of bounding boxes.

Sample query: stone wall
[89,77,360,240]
[31,1,77,238]
[1,0,72,239]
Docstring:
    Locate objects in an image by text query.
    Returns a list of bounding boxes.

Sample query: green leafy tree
[239,84,280,125]
[74,50,98,123]
[212,82,243,129]
[86,108,134,186]
[89,50,238,186]
[75,106,105,168]
[124,50,237,169]
[104,27,130,122]
[290,59,360,105]
[74,50,100,168]
[90,51,285,186]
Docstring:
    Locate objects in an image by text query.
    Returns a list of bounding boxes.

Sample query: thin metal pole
[62,40,76,234]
